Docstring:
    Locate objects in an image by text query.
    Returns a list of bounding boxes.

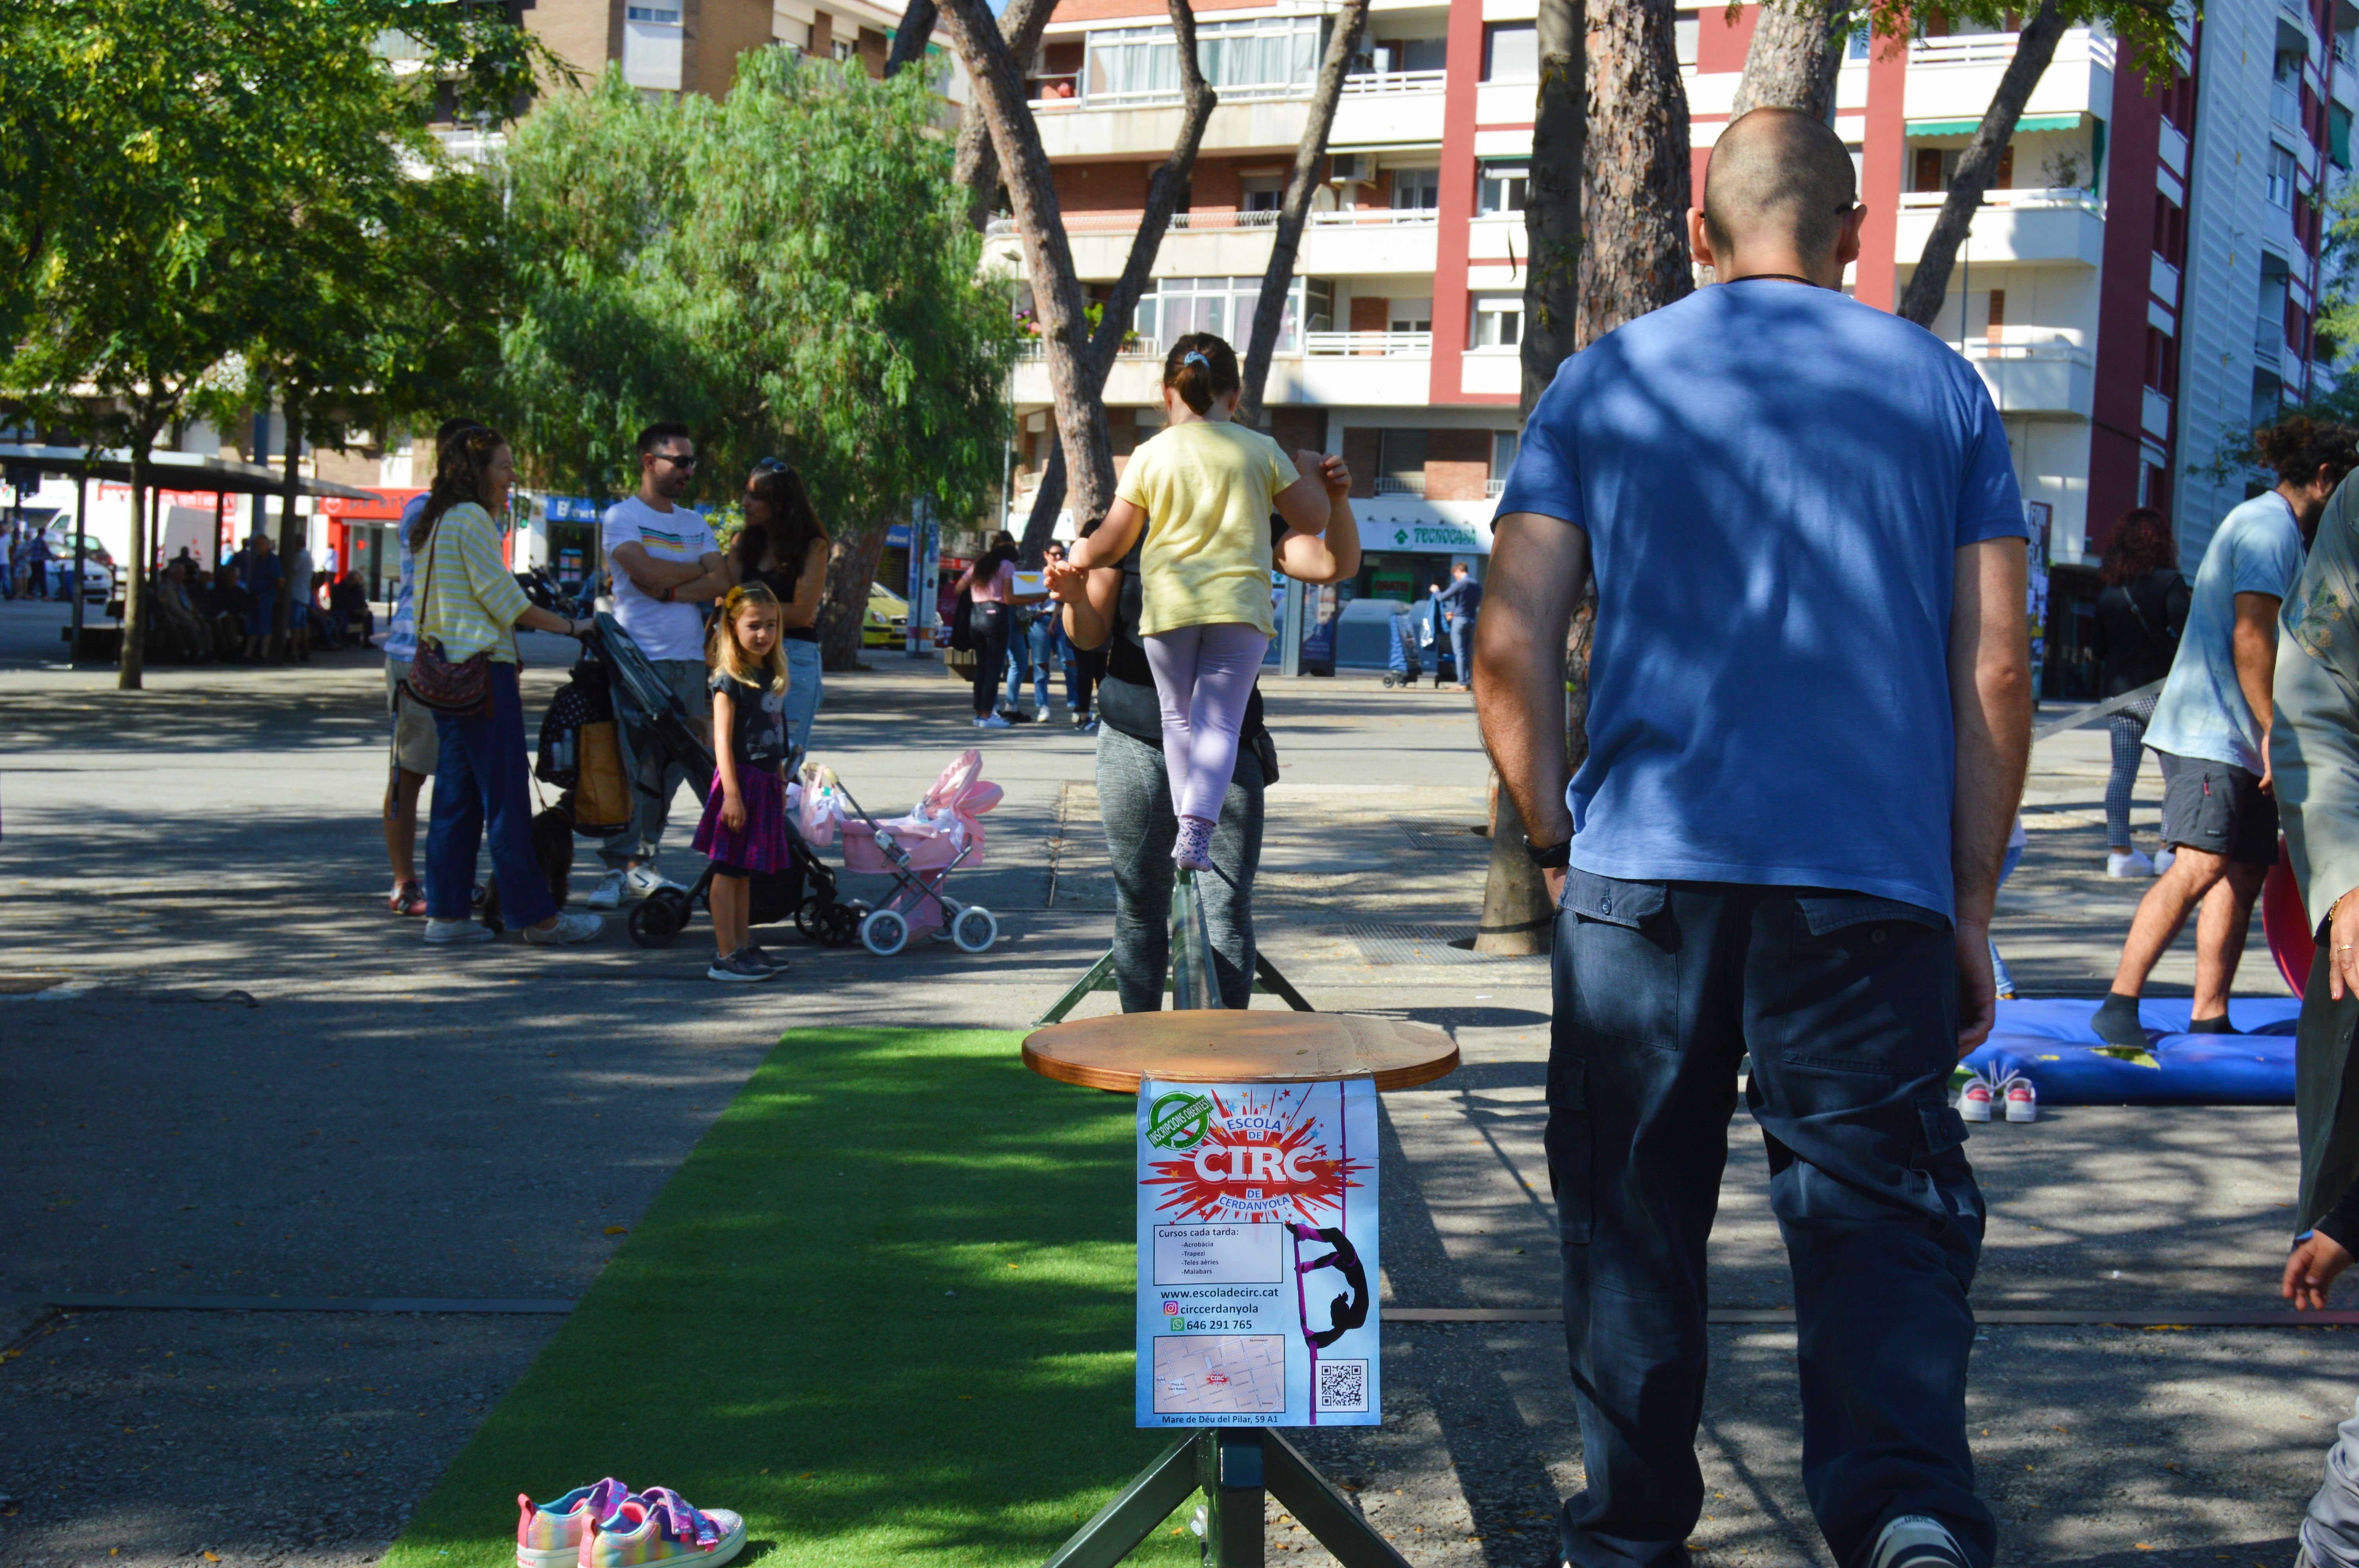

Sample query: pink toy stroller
[797,748,1003,956]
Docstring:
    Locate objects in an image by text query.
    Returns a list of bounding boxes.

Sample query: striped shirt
[416,501,529,664]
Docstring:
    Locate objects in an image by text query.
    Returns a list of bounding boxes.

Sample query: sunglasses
[654,452,698,470]
[752,457,794,475]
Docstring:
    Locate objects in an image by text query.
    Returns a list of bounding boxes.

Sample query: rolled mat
[1960,996,2303,1105]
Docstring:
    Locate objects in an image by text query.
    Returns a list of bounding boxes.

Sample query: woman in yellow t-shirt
[1065,332,1354,870]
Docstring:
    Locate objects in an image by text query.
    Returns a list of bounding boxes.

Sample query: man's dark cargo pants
[1548,871,1992,1568]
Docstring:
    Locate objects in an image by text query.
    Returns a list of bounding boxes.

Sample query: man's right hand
[2286,1231,2355,1310]
[1543,866,1566,907]
[1954,918,1998,1057]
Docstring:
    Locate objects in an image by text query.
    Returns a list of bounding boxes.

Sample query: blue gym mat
[1960,997,2303,1105]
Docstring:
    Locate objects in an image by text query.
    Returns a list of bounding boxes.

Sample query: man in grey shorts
[2091,417,2357,1045]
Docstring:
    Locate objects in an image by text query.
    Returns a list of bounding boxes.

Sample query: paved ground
[2,592,2349,1568]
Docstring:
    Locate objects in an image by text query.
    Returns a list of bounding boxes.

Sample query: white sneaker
[623,862,678,898]
[424,918,494,945]
[2154,847,2176,875]
[523,911,603,946]
[2106,848,2155,878]
[1872,1515,1970,1568]
[974,713,1011,729]
[585,871,625,911]
[2004,1075,2038,1123]
[1958,1075,1994,1122]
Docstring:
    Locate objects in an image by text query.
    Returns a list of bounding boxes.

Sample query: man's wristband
[1525,837,1572,870]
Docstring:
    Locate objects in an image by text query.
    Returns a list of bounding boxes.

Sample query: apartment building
[993,0,2353,676]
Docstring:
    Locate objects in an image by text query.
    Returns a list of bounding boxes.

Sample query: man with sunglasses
[588,421,732,911]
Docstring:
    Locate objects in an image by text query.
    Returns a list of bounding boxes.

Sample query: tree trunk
[1477,0,1584,955]
[1016,0,1218,562]
[274,392,304,652]
[1577,0,1692,348]
[885,0,937,76]
[118,429,154,691]
[816,523,893,672]
[940,0,1118,541]
[1895,0,2067,327]
[1518,0,1584,412]
[1727,0,1852,123]
[1238,0,1372,423]
[951,0,1060,229]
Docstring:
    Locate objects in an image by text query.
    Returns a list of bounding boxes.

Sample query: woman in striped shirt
[412,425,602,946]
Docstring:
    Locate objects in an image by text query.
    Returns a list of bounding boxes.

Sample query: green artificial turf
[384,1028,1201,1568]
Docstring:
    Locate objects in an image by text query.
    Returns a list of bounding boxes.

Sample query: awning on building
[0,444,381,501]
[1903,113,2085,138]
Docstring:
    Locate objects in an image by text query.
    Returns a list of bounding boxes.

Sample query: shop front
[1294,500,1492,673]
[318,488,425,603]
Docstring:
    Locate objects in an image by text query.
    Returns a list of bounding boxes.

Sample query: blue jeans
[1002,611,1034,711]
[783,637,823,760]
[1549,871,1988,1568]
[1448,614,1473,686]
[1027,613,1056,710]
[426,662,557,926]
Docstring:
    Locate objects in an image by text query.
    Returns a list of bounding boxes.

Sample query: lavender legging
[1143,622,1271,823]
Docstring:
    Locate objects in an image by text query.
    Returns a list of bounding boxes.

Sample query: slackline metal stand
[1033,868,1316,1026]
[1042,1426,1410,1568]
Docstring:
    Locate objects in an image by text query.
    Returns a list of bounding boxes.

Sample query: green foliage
[1732,0,2191,80]
[489,51,1019,532]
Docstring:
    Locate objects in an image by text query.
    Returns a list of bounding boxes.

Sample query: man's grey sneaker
[585,871,625,911]
[1871,1515,1970,1568]
[623,862,678,898]
[709,945,783,983]
[523,911,603,946]
[424,918,496,945]
[747,943,790,973]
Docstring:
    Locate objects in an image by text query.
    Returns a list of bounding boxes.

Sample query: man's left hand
[1543,866,1566,907]
[2286,1230,2355,1310]
[1955,918,1997,1057]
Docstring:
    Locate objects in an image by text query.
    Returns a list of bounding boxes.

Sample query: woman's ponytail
[1163,333,1241,416]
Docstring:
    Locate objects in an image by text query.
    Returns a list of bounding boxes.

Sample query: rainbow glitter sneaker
[515,1478,630,1568]
[585,1487,745,1568]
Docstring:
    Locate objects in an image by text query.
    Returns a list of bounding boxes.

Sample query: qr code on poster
[1315,1359,1369,1413]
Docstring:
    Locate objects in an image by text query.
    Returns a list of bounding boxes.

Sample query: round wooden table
[1021,1009,1459,1094]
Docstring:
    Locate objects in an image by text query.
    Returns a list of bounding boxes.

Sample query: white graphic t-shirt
[603,495,717,662]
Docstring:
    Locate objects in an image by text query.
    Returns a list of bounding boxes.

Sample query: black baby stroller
[542,612,863,950]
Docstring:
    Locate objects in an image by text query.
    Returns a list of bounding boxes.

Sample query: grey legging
[1095,723,1264,1011]
[2106,692,2159,849]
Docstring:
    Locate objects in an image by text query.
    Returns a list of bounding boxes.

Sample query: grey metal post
[70,465,87,663]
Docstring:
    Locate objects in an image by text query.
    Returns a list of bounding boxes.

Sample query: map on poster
[1134,1077,1380,1428]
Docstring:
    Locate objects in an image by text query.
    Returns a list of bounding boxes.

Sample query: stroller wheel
[793,897,821,941]
[951,906,999,954]
[628,897,682,948]
[818,903,861,948]
[859,907,909,957]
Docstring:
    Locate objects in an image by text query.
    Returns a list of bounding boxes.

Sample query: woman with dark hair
[410,424,602,947]
[729,459,831,758]
[955,530,1021,728]
[2093,506,2192,875]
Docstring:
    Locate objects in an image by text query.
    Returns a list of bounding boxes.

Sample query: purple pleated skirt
[692,765,792,875]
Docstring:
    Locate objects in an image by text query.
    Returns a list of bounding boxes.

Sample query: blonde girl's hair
[710,582,790,694]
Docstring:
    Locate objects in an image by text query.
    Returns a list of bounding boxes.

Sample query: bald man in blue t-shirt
[1475,109,2031,1568]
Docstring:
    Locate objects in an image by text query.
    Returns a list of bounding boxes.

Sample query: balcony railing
[990,207,1439,239]
[1303,330,1432,356]
[2259,314,2288,355]
[1028,65,1444,112]
[1013,340,1163,361]
[1374,475,1427,495]
[1484,477,1506,497]
[1908,29,2114,70]
[1339,68,1447,95]
[1958,340,2094,365]
[1896,186,2104,215]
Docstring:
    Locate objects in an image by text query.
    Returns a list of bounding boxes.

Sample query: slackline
[1387,1306,2359,1327]
[0,1292,575,1315]
[2031,679,2167,743]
